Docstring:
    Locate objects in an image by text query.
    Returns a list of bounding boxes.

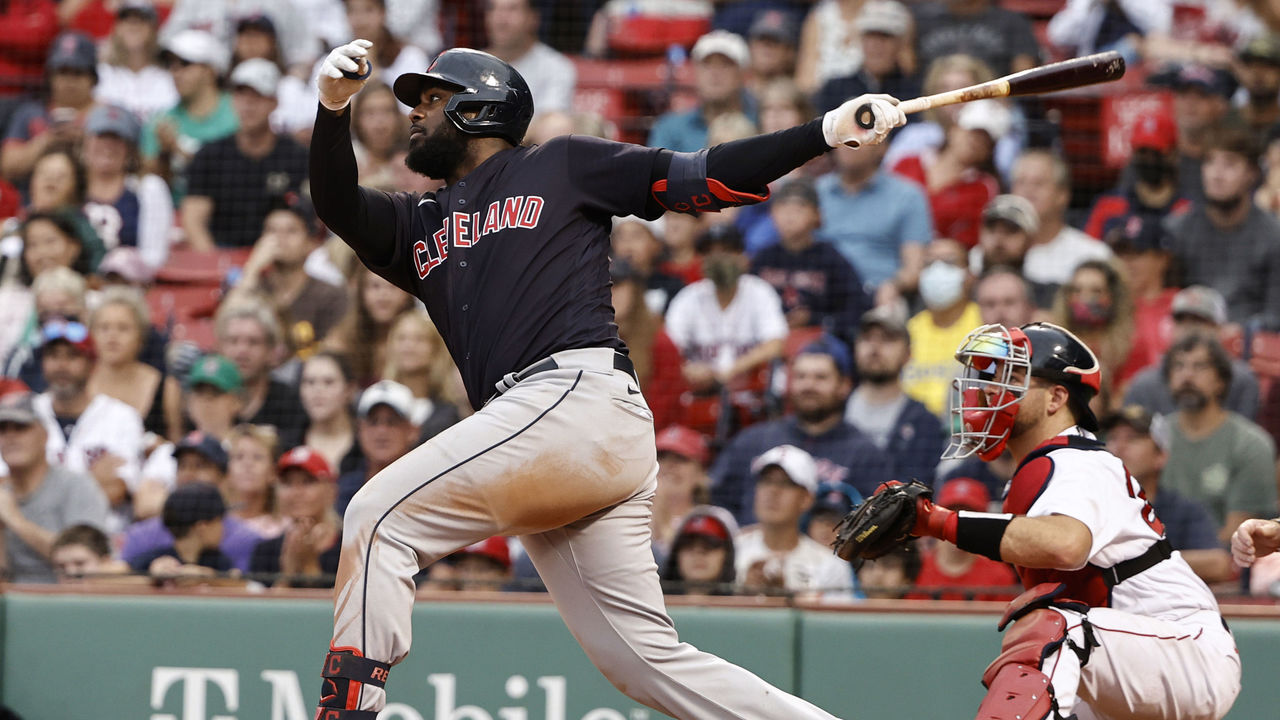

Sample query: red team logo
[414,195,545,278]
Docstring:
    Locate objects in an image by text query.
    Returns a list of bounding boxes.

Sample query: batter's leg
[521,481,844,720]
[321,368,655,716]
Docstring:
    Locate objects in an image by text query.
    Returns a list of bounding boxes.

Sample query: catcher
[835,322,1240,720]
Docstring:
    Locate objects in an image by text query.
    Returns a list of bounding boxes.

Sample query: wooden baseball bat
[854,51,1126,129]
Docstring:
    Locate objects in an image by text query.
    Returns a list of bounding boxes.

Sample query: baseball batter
[862,322,1240,720]
[307,39,904,719]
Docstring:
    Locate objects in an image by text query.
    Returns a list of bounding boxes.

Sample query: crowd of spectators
[1,0,1279,605]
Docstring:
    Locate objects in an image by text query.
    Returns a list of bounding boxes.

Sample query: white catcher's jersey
[1006,427,1220,620]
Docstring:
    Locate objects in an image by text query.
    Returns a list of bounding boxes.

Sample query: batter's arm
[643,119,833,216]
[309,105,400,266]
[703,119,830,191]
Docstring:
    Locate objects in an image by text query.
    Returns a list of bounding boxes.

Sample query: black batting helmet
[1020,322,1102,431]
[393,48,535,146]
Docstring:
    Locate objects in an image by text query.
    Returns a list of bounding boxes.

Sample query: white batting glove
[823,94,906,149]
[318,39,373,111]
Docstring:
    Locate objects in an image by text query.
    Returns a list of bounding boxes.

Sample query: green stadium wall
[2,593,1277,719]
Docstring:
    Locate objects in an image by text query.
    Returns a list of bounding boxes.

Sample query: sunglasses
[42,319,89,344]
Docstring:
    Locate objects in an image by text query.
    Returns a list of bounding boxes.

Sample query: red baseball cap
[655,425,709,465]
[681,514,730,543]
[458,536,511,568]
[277,445,334,482]
[1131,113,1177,153]
[937,478,991,512]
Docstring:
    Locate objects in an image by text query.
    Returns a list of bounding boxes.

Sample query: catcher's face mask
[943,324,1032,461]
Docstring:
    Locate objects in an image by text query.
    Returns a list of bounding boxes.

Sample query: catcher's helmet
[1021,321,1102,432]
[944,322,1101,461]
[393,49,535,146]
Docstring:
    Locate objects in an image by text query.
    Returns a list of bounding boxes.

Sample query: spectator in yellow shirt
[900,238,982,418]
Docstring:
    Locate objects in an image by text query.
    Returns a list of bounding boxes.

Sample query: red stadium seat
[145,285,222,328]
[154,248,252,285]
[607,14,711,56]
[1000,0,1065,19]
[1249,331,1280,445]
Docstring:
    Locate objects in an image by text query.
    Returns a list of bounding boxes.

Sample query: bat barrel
[1005,50,1126,97]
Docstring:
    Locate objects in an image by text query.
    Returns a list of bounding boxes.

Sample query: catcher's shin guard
[975,608,1093,720]
[314,647,390,720]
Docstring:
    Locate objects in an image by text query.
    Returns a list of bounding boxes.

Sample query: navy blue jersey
[312,109,667,409]
[312,104,833,409]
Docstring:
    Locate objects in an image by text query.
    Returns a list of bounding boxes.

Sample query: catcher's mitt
[832,480,932,561]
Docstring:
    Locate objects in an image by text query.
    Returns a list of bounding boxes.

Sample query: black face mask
[1133,156,1175,186]
[1206,194,1247,214]
[405,120,468,179]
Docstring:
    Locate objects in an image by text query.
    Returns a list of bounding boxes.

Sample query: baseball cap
[656,425,710,465]
[1130,113,1177,153]
[162,30,230,74]
[957,100,1012,141]
[85,104,142,144]
[982,194,1039,235]
[859,305,909,339]
[0,392,39,426]
[798,333,853,376]
[174,431,229,472]
[40,318,95,357]
[1171,285,1227,325]
[809,482,859,517]
[457,536,511,569]
[117,0,157,22]
[1165,64,1235,98]
[230,58,280,98]
[691,30,750,69]
[858,0,912,38]
[937,477,990,512]
[679,512,732,544]
[236,12,278,36]
[186,354,243,393]
[1102,213,1169,255]
[772,178,818,208]
[751,444,819,493]
[277,445,335,482]
[162,482,226,531]
[1101,405,1171,452]
[1241,34,1280,66]
[268,191,318,236]
[694,223,744,253]
[98,246,156,285]
[357,380,415,421]
[748,10,798,45]
[46,32,97,75]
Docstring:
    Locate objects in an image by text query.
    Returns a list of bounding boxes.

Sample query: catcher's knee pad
[975,608,1091,720]
[315,647,389,720]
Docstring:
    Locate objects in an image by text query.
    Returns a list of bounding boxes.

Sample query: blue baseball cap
[174,431,229,472]
[798,333,852,377]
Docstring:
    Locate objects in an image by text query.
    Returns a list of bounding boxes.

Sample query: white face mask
[918,261,967,310]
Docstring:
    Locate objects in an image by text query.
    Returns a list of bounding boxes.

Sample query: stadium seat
[1249,331,1280,445]
[154,248,252,285]
[145,285,222,328]
[606,14,711,57]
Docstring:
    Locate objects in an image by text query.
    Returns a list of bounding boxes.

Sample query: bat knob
[854,104,878,130]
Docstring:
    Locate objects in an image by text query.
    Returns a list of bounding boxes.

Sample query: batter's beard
[405,122,468,179]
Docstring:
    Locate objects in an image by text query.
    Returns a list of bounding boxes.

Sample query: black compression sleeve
[309,104,398,266]
[704,118,828,191]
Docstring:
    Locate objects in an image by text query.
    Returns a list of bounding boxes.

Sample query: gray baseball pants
[328,348,842,719]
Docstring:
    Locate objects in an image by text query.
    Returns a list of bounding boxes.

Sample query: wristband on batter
[953,512,1014,562]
